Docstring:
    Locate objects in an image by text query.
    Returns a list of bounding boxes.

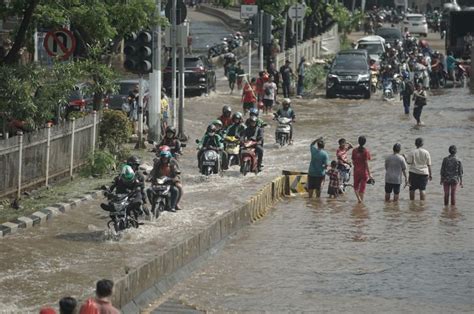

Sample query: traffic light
[123,30,153,74]
[262,13,274,45]
[249,14,260,38]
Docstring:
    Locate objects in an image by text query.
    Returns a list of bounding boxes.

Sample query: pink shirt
[336,147,350,168]
[352,148,371,177]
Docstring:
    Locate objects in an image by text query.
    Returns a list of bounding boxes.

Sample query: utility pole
[149,0,162,143]
[259,10,264,71]
[171,0,177,128]
[248,23,252,78]
[136,74,145,149]
[294,4,298,68]
[178,22,186,141]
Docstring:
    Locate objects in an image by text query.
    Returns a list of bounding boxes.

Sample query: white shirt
[262,82,276,100]
[405,148,431,175]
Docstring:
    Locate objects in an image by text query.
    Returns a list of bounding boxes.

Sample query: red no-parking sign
[43,28,76,60]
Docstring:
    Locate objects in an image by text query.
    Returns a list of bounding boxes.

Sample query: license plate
[202,161,214,166]
[341,85,355,90]
[413,23,419,26]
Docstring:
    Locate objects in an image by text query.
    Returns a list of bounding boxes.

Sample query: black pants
[255,145,264,167]
[413,105,423,123]
[282,81,291,98]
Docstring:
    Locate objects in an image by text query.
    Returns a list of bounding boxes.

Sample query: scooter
[101,189,142,234]
[199,148,220,176]
[240,140,258,176]
[382,78,394,100]
[274,116,292,147]
[224,135,240,167]
[148,176,173,219]
[455,62,468,87]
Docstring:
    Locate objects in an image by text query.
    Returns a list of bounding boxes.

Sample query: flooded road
[0,13,472,311]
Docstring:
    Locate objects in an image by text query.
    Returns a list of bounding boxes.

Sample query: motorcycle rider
[103,165,146,216]
[211,119,225,137]
[226,112,246,138]
[274,98,296,144]
[218,105,233,128]
[247,108,266,128]
[241,115,264,172]
[147,150,182,212]
[399,71,414,114]
[197,124,224,170]
[157,126,182,157]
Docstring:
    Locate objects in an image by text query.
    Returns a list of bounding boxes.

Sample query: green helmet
[211,119,223,127]
[121,165,135,182]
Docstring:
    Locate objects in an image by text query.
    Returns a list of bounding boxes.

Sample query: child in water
[327,160,340,198]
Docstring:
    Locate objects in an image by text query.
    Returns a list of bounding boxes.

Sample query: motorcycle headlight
[204,150,217,160]
[358,74,370,81]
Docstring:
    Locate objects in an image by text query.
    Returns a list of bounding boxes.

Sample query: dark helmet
[165,126,176,135]
[127,155,141,167]
[232,112,242,121]
[222,105,232,115]
[248,115,257,124]
[249,108,259,117]
[207,124,217,134]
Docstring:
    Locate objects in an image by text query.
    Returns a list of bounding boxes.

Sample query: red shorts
[353,173,368,193]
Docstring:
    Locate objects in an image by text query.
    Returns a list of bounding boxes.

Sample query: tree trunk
[1,0,40,65]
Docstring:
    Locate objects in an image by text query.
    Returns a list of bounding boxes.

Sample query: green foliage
[99,110,132,156]
[326,2,363,35]
[81,150,116,177]
[303,63,327,91]
[67,111,89,121]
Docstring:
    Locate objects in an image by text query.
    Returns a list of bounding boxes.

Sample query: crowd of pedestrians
[307,137,463,206]
[39,279,119,314]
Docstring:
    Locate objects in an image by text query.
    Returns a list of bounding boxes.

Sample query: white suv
[403,14,428,37]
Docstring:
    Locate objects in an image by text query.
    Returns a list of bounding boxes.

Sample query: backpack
[405,80,414,95]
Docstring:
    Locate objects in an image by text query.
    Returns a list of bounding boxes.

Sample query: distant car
[163,55,216,95]
[107,79,150,111]
[402,14,428,37]
[326,50,371,99]
[355,35,386,64]
[375,27,403,46]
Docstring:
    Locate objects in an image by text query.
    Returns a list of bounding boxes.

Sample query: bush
[99,110,132,156]
[67,111,89,121]
[304,63,327,91]
[81,150,116,177]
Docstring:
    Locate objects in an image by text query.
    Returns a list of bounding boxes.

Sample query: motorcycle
[100,189,142,234]
[224,135,240,167]
[148,176,173,219]
[382,77,394,100]
[455,62,468,87]
[240,140,258,176]
[199,149,221,176]
[274,116,292,147]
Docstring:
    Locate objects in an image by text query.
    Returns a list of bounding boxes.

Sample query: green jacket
[225,123,246,138]
[198,134,224,150]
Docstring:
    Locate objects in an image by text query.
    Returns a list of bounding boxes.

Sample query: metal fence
[0,112,99,198]
[275,23,340,70]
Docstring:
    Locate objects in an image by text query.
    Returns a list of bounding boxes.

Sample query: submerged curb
[0,191,101,238]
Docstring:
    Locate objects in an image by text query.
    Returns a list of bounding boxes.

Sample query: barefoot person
[440,145,463,206]
[413,84,427,126]
[404,137,432,201]
[307,138,329,198]
[384,143,408,202]
[351,136,373,203]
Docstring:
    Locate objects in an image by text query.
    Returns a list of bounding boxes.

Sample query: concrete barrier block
[125,269,139,306]
[219,212,233,239]
[152,254,164,280]
[183,234,200,265]
[173,243,184,271]
[209,221,221,247]
[162,248,176,276]
[133,284,160,309]
[112,275,127,308]
[199,229,211,255]
[136,262,154,297]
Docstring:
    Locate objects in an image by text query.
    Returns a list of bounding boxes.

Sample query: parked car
[326,50,371,99]
[375,27,403,46]
[355,35,386,64]
[163,55,216,95]
[107,79,150,111]
[402,14,428,37]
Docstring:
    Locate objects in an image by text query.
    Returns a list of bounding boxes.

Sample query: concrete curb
[0,191,101,238]
[109,175,287,311]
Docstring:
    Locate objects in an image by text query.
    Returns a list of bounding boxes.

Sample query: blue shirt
[308,146,329,177]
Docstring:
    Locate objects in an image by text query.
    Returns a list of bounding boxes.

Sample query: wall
[0,113,99,198]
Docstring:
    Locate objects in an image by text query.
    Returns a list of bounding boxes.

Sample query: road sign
[240,5,258,19]
[242,0,256,4]
[43,28,76,60]
[288,3,306,21]
[165,0,187,25]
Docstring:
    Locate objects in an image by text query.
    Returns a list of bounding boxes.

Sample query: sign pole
[294,4,298,69]
[171,0,177,128]
[136,75,145,149]
[149,0,162,143]
[178,25,186,140]
[259,10,264,71]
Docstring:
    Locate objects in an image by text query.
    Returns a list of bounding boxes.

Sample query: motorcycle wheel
[240,161,250,176]
[204,166,211,176]
[107,220,120,234]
